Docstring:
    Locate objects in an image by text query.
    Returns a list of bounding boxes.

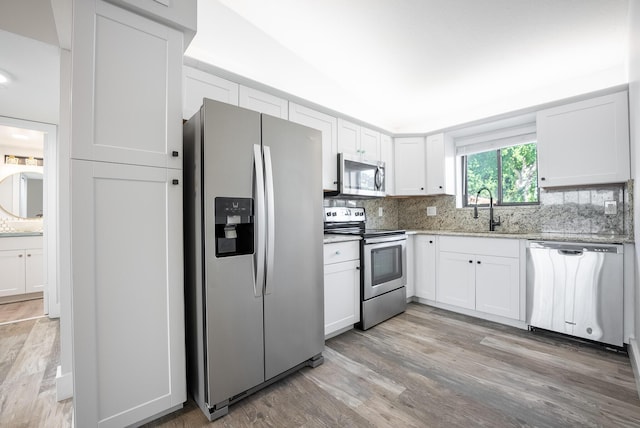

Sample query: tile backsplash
[352,181,632,237]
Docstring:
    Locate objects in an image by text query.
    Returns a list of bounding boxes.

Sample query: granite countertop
[0,232,44,238]
[323,234,362,244]
[406,229,632,244]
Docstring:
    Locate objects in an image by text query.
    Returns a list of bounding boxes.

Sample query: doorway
[0,118,58,323]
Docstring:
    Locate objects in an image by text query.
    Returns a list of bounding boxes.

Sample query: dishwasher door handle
[558,249,583,256]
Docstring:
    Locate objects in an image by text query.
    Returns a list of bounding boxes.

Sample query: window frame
[462,143,540,207]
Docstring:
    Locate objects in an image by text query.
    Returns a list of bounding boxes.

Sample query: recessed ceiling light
[11,134,28,140]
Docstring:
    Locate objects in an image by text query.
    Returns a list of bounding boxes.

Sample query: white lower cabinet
[323,240,360,338]
[71,159,185,427]
[475,255,519,319]
[0,237,44,298]
[437,251,476,309]
[437,236,520,320]
[414,235,436,301]
[405,235,415,299]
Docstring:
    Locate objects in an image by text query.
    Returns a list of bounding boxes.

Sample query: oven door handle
[365,235,407,245]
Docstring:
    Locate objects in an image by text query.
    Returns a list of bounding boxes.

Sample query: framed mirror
[0,171,43,219]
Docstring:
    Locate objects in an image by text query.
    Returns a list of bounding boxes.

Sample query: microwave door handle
[375,166,384,190]
[253,144,265,297]
[263,145,275,295]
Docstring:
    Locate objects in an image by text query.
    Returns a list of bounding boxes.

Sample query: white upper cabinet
[360,126,381,160]
[425,133,455,195]
[105,0,196,41]
[72,1,183,170]
[337,118,380,161]
[239,86,288,119]
[536,91,630,187]
[380,134,394,195]
[289,103,338,191]
[394,137,426,196]
[183,66,239,119]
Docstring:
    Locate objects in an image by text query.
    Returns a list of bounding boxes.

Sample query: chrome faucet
[473,187,501,231]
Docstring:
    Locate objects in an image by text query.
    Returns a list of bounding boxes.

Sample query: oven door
[363,235,406,300]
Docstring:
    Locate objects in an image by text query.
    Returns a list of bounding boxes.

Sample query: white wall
[629,0,640,364]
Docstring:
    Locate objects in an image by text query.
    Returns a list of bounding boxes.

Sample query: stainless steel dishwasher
[526,241,623,347]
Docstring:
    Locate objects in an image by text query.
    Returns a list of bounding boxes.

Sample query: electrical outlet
[378,207,384,217]
[604,200,617,215]
[427,206,437,216]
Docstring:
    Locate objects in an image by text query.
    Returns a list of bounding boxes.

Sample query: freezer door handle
[253,144,265,297]
[263,145,275,295]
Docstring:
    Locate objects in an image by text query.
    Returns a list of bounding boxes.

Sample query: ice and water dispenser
[214,197,254,257]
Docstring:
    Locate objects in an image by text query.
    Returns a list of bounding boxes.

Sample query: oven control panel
[324,207,366,223]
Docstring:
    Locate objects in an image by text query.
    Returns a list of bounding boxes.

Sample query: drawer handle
[18,254,23,258]
[172,150,179,157]
[335,250,341,255]
[27,254,31,257]
[477,260,481,264]
[468,260,472,263]
[356,266,360,270]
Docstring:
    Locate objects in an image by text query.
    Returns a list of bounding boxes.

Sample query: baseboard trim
[56,365,73,401]
[628,338,640,400]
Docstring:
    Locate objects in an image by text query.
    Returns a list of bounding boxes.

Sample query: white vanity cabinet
[0,236,43,298]
[536,91,630,187]
[414,235,436,301]
[337,118,381,161]
[394,137,426,195]
[323,240,360,338]
[437,236,520,320]
[289,103,338,191]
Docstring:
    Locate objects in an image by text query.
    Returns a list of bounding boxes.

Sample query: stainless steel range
[324,207,407,330]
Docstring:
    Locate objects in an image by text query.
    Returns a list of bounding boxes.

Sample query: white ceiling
[186,0,631,133]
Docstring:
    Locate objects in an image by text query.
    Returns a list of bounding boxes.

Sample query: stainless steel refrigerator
[183,99,324,421]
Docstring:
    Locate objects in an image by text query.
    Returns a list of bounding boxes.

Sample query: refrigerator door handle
[263,145,275,295]
[253,144,266,297]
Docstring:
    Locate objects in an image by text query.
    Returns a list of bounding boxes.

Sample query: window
[463,142,539,206]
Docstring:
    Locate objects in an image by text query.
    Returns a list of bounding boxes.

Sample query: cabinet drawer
[324,241,359,264]
[439,236,518,258]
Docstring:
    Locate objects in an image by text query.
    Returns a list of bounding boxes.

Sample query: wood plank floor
[0,298,44,324]
[146,303,640,427]
[0,316,72,427]
[2,303,638,427]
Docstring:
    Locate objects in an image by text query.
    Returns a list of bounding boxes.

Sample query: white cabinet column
[70,0,192,425]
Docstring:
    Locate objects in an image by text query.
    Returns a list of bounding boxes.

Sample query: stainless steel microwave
[333,153,386,198]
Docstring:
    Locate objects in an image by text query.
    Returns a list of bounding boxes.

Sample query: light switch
[427,206,437,216]
[378,207,384,217]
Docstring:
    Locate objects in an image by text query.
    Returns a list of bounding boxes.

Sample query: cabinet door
[289,103,338,191]
[415,235,436,301]
[0,250,25,297]
[437,251,475,310]
[72,1,183,169]
[426,133,455,195]
[183,66,239,119]
[394,137,426,195]
[475,255,519,319]
[71,159,185,427]
[239,86,288,119]
[405,235,415,298]
[380,134,394,195]
[337,118,361,156]
[324,259,360,337]
[25,249,44,294]
[360,126,380,161]
[536,91,630,187]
